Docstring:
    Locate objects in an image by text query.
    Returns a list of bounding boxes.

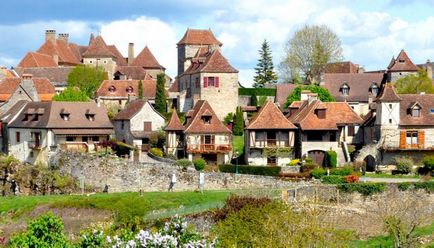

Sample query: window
[86,114,95,121]
[92,136,99,142]
[389,104,393,109]
[411,105,421,117]
[399,59,405,63]
[109,85,116,92]
[126,86,134,93]
[60,113,70,121]
[143,122,152,131]
[340,84,350,96]
[203,77,219,87]
[89,60,93,64]
[389,119,392,124]
[103,60,107,64]
[204,135,212,144]
[315,109,326,119]
[347,126,355,136]
[16,132,20,143]
[195,78,200,88]
[208,77,215,87]
[121,120,124,130]
[255,131,266,141]
[406,131,418,146]
[202,116,211,124]
[32,114,39,121]
[66,136,75,142]
[431,108,434,114]
[370,83,379,96]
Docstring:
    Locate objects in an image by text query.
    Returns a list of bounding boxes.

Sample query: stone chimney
[426,59,432,79]
[22,73,33,80]
[53,52,59,65]
[58,33,69,43]
[45,30,56,42]
[300,90,311,101]
[128,43,134,65]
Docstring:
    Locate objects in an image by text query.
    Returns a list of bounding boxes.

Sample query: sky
[1,0,434,87]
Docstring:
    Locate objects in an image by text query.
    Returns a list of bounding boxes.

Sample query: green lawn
[233,135,244,156]
[363,173,421,179]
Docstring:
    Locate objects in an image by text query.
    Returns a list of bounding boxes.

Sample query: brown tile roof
[115,66,147,80]
[9,101,113,131]
[177,28,222,46]
[114,100,163,120]
[0,100,28,123]
[15,67,73,84]
[247,101,296,130]
[275,83,298,107]
[168,78,179,92]
[96,79,156,99]
[399,94,434,126]
[184,50,238,74]
[0,77,55,102]
[82,36,116,58]
[325,61,359,73]
[323,73,385,102]
[388,50,419,72]
[288,100,363,130]
[17,52,58,68]
[131,46,164,69]
[165,110,184,131]
[376,83,401,102]
[184,100,230,134]
[108,45,127,66]
[37,39,81,65]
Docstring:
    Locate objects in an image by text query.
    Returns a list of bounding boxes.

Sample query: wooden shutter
[399,130,406,149]
[418,130,425,149]
[203,77,208,88]
[144,122,152,131]
[215,77,220,87]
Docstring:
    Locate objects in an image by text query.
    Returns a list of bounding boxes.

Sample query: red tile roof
[325,61,359,73]
[247,101,296,129]
[177,29,222,46]
[15,67,73,84]
[184,50,238,74]
[96,79,156,99]
[0,77,55,102]
[184,100,230,134]
[17,52,58,68]
[388,50,419,72]
[114,100,163,120]
[115,66,147,80]
[399,94,434,126]
[82,36,116,58]
[165,110,184,131]
[131,46,164,69]
[275,83,298,107]
[108,45,127,66]
[376,83,401,102]
[37,39,81,65]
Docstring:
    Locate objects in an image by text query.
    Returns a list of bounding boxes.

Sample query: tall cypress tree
[155,74,167,114]
[253,39,278,88]
[233,107,244,136]
[138,80,144,100]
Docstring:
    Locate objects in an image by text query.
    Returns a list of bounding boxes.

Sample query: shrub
[238,87,276,96]
[219,164,281,176]
[193,158,206,171]
[326,150,337,168]
[321,175,345,184]
[397,182,412,191]
[344,174,359,183]
[413,181,434,193]
[213,195,272,222]
[330,166,353,176]
[176,159,192,170]
[420,156,434,175]
[279,171,311,179]
[300,163,317,172]
[352,161,366,175]
[311,167,326,179]
[394,156,413,174]
[288,159,300,166]
[150,147,163,157]
[165,154,177,160]
[338,183,386,196]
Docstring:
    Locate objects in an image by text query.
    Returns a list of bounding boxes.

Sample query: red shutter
[399,131,406,149]
[215,77,219,87]
[203,77,208,88]
[418,130,425,149]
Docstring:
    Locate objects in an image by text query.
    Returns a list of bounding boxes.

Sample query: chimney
[128,43,134,65]
[53,53,59,65]
[58,33,69,43]
[426,60,432,79]
[22,73,33,80]
[45,30,56,42]
[300,90,311,101]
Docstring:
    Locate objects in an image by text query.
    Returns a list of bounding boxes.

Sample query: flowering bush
[288,159,300,166]
[344,174,360,183]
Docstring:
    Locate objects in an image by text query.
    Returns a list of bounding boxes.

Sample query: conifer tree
[155,74,167,114]
[233,107,244,136]
[253,39,278,88]
[138,80,144,100]
[250,92,258,106]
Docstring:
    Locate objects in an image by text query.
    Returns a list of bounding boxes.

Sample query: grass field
[233,135,244,156]
[363,173,421,179]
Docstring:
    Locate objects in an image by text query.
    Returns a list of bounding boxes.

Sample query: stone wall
[54,151,308,193]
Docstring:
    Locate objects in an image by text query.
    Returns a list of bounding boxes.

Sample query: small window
[204,135,212,144]
[121,120,124,130]
[347,126,355,136]
[195,78,200,88]
[411,105,421,117]
[389,104,393,109]
[406,131,418,146]
[92,136,99,142]
[103,60,107,64]
[143,121,152,131]
[109,85,116,92]
[32,114,39,121]
[340,84,350,96]
[86,114,95,121]
[370,83,379,96]
[399,59,405,63]
[208,77,215,87]
[60,113,70,121]
[89,60,93,64]
[315,109,326,119]
[66,136,74,142]
[430,108,434,114]
[126,86,134,93]
[202,116,211,124]
[389,118,392,124]
[255,131,266,141]
[16,132,20,143]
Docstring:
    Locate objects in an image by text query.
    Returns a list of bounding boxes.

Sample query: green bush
[311,167,326,179]
[219,164,281,176]
[150,147,163,157]
[330,166,353,176]
[326,150,337,168]
[176,159,192,169]
[338,183,386,196]
[413,181,434,193]
[421,156,434,174]
[397,182,412,191]
[321,175,346,184]
[213,195,272,222]
[238,88,276,96]
[193,158,206,171]
[394,156,413,174]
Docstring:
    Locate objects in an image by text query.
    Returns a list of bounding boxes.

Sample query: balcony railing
[383,144,434,151]
[187,144,232,153]
[252,139,289,148]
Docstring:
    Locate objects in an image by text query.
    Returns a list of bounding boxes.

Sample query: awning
[52,129,113,135]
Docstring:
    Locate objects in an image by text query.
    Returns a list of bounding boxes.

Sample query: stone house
[287,91,363,166]
[386,50,419,82]
[165,111,185,158]
[5,101,113,164]
[362,83,434,166]
[113,100,165,151]
[166,100,232,165]
[245,101,297,166]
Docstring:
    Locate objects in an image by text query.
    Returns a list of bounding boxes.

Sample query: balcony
[59,142,89,152]
[251,139,290,148]
[187,144,232,154]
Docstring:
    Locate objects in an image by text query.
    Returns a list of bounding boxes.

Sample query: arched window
[126,86,134,93]
[370,83,379,96]
[108,85,116,92]
[340,83,350,96]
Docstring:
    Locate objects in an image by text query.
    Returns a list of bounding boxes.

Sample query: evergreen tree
[250,93,258,106]
[253,39,278,88]
[155,73,167,114]
[233,107,244,136]
[138,80,144,100]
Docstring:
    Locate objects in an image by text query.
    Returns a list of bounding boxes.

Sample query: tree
[233,107,244,136]
[394,69,434,94]
[67,65,108,98]
[138,80,144,100]
[250,93,258,106]
[284,85,335,108]
[155,73,167,114]
[253,39,278,87]
[52,87,90,102]
[281,25,343,84]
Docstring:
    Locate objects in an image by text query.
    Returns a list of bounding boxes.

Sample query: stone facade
[83,58,117,80]
[186,133,231,165]
[177,44,220,76]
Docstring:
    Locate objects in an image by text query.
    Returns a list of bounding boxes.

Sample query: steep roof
[165,110,184,131]
[0,67,17,80]
[17,52,58,68]
[114,100,163,121]
[82,36,116,58]
[323,73,385,102]
[177,29,222,46]
[246,101,296,130]
[115,66,147,80]
[376,83,402,102]
[184,50,238,74]
[108,45,127,65]
[275,83,297,107]
[388,50,419,72]
[0,77,55,102]
[15,67,73,84]
[96,79,156,99]
[325,61,359,74]
[0,100,28,123]
[131,46,165,69]
[184,100,230,134]
[399,94,434,126]
[37,39,81,65]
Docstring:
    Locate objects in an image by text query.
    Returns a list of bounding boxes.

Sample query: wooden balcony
[252,139,290,148]
[59,142,89,152]
[186,144,232,154]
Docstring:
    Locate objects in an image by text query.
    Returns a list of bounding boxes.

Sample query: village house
[386,49,419,82]
[165,110,185,159]
[287,91,363,166]
[172,28,239,120]
[5,101,113,164]
[113,100,165,152]
[245,101,297,166]
[165,100,232,164]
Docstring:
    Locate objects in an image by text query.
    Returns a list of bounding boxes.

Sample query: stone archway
[364,155,376,172]
[354,144,381,170]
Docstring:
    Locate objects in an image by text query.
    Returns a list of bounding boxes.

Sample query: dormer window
[86,114,95,121]
[202,116,211,124]
[126,86,134,93]
[399,59,405,63]
[109,85,116,92]
[370,83,379,96]
[60,113,70,121]
[315,109,326,119]
[411,105,421,117]
[340,83,350,96]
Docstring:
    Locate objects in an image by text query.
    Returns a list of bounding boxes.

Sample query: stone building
[245,101,296,166]
[386,50,419,82]
[165,111,185,158]
[113,100,165,152]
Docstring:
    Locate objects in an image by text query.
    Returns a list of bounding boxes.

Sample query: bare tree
[281,25,343,84]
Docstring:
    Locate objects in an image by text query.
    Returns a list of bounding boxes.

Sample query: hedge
[337,182,386,196]
[396,181,434,193]
[311,167,353,179]
[219,164,281,176]
[326,150,337,168]
[238,88,276,96]
[321,175,346,184]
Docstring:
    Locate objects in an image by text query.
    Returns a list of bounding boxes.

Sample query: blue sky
[1,0,434,86]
